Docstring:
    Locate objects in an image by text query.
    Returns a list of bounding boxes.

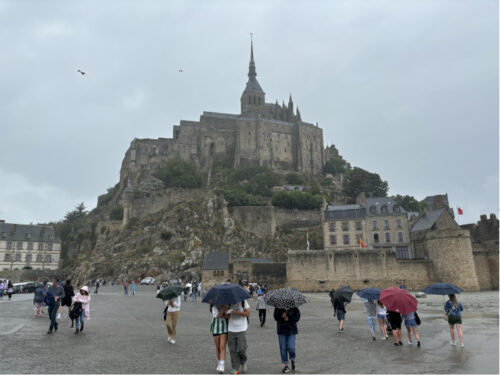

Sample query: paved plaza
[0,286,498,374]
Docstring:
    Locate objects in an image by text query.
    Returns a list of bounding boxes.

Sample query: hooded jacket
[73,286,91,319]
[273,307,300,336]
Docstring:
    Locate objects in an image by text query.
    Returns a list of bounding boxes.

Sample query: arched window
[381,205,388,214]
[369,205,377,214]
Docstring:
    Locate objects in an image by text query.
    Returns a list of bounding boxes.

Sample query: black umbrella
[156,285,183,301]
[202,283,250,305]
[334,286,354,303]
[264,289,307,309]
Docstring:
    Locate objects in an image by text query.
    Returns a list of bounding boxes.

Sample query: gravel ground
[0,286,498,374]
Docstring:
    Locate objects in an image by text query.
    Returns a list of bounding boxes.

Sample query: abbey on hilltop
[119,40,336,189]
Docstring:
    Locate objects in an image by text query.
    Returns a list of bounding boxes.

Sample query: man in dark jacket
[60,279,75,326]
[333,297,346,333]
[273,307,300,373]
[47,279,65,334]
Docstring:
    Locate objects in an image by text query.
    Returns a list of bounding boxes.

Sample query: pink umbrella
[380,287,417,314]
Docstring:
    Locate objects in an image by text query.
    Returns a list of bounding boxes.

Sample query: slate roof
[244,77,264,93]
[410,209,446,232]
[324,207,366,221]
[232,257,273,263]
[0,222,58,242]
[327,204,362,211]
[202,251,230,270]
[366,197,406,215]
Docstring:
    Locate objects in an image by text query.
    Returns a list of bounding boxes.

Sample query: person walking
[445,294,464,347]
[387,310,403,346]
[0,279,6,299]
[227,299,250,374]
[123,281,128,295]
[403,311,421,346]
[59,279,75,322]
[130,280,136,295]
[165,295,181,344]
[376,301,388,339]
[364,299,378,341]
[333,296,346,333]
[94,280,100,294]
[274,307,300,373]
[72,286,91,334]
[47,279,65,334]
[183,285,189,302]
[210,304,229,374]
[7,280,14,300]
[256,293,268,327]
[192,282,197,302]
[33,282,46,317]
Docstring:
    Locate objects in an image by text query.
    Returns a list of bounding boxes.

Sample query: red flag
[457,207,463,215]
[360,238,366,248]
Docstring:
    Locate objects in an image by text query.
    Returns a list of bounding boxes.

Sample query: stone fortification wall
[424,229,480,290]
[229,206,320,237]
[286,249,434,292]
[472,243,499,290]
[252,263,287,289]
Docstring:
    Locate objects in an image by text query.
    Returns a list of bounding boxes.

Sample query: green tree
[392,194,427,212]
[271,191,323,210]
[64,202,87,222]
[285,173,305,185]
[323,156,351,176]
[154,158,203,189]
[342,167,388,199]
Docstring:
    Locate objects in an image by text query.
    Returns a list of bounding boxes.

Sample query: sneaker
[382,336,387,340]
[460,343,464,347]
[408,340,413,345]
[231,370,240,374]
[167,336,171,342]
[450,340,456,346]
[372,336,376,341]
[394,342,399,346]
[385,335,389,339]
[291,360,295,371]
[57,313,61,320]
[282,366,290,373]
[241,362,247,373]
[54,323,58,332]
[217,364,224,374]
[417,340,421,347]
[398,341,403,346]
[79,325,83,332]
[46,331,52,334]
[170,339,175,344]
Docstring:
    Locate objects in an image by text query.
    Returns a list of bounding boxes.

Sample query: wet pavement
[0,286,498,373]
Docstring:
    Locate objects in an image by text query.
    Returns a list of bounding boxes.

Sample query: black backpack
[69,302,83,320]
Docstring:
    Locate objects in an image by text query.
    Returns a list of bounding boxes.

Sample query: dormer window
[25,233,31,240]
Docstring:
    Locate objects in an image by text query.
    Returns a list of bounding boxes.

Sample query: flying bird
[77,69,86,75]
[178,69,183,72]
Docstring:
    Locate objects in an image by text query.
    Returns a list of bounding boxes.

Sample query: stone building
[424,193,455,218]
[323,194,411,259]
[0,221,61,271]
[118,41,326,192]
[201,251,286,289]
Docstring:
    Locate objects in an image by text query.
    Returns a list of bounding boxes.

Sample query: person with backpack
[33,282,46,317]
[72,286,91,334]
[274,307,300,374]
[227,299,250,374]
[445,294,464,347]
[256,292,268,327]
[47,279,65,334]
[58,279,75,321]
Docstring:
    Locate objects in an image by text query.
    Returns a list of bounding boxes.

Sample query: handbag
[414,311,421,325]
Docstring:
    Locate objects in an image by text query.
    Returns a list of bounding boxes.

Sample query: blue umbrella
[202,283,250,305]
[422,283,463,295]
[356,287,381,300]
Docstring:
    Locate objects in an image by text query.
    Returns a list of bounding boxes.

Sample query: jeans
[75,309,85,330]
[228,331,247,370]
[192,292,196,302]
[131,288,135,295]
[124,287,128,295]
[48,302,60,332]
[259,309,266,325]
[278,334,296,364]
[367,316,376,335]
[0,289,3,298]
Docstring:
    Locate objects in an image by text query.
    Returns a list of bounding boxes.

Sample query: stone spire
[248,37,257,78]
[240,35,265,115]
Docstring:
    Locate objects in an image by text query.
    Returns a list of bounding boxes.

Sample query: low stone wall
[0,269,63,283]
[286,249,434,292]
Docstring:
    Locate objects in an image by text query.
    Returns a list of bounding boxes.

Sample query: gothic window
[355,221,362,231]
[329,222,335,232]
[381,205,388,214]
[342,222,349,231]
[343,235,350,245]
[372,221,378,230]
[384,220,390,229]
[373,233,379,243]
[385,233,391,243]
[397,219,402,229]
[330,235,337,245]
[398,232,404,242]
[369,205,377,215]
[17,242,23,250]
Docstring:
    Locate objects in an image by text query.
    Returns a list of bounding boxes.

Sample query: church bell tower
[241,37,265,116]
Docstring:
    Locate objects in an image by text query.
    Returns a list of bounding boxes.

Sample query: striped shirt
[210,306,228,335]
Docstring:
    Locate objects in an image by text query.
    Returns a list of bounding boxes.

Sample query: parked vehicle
[21,282,43,293]
[140,277,155,285]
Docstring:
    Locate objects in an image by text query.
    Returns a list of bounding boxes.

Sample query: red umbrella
[380,287,417,314]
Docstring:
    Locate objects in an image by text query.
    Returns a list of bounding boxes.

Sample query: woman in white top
[165,296,181,344]
[376,300,388,339]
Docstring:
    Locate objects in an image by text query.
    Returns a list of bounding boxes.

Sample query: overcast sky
[0,0,498,225]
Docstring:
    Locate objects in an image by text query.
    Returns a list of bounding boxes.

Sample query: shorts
[212,333,228,337]
[336,309,345,321]
[61,298,72,307]
[448,315,462,325]
[387,314,402,330]
[377,314,386,320]
[404,318,417,327]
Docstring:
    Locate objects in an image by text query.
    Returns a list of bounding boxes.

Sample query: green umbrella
[156,285,183,301]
